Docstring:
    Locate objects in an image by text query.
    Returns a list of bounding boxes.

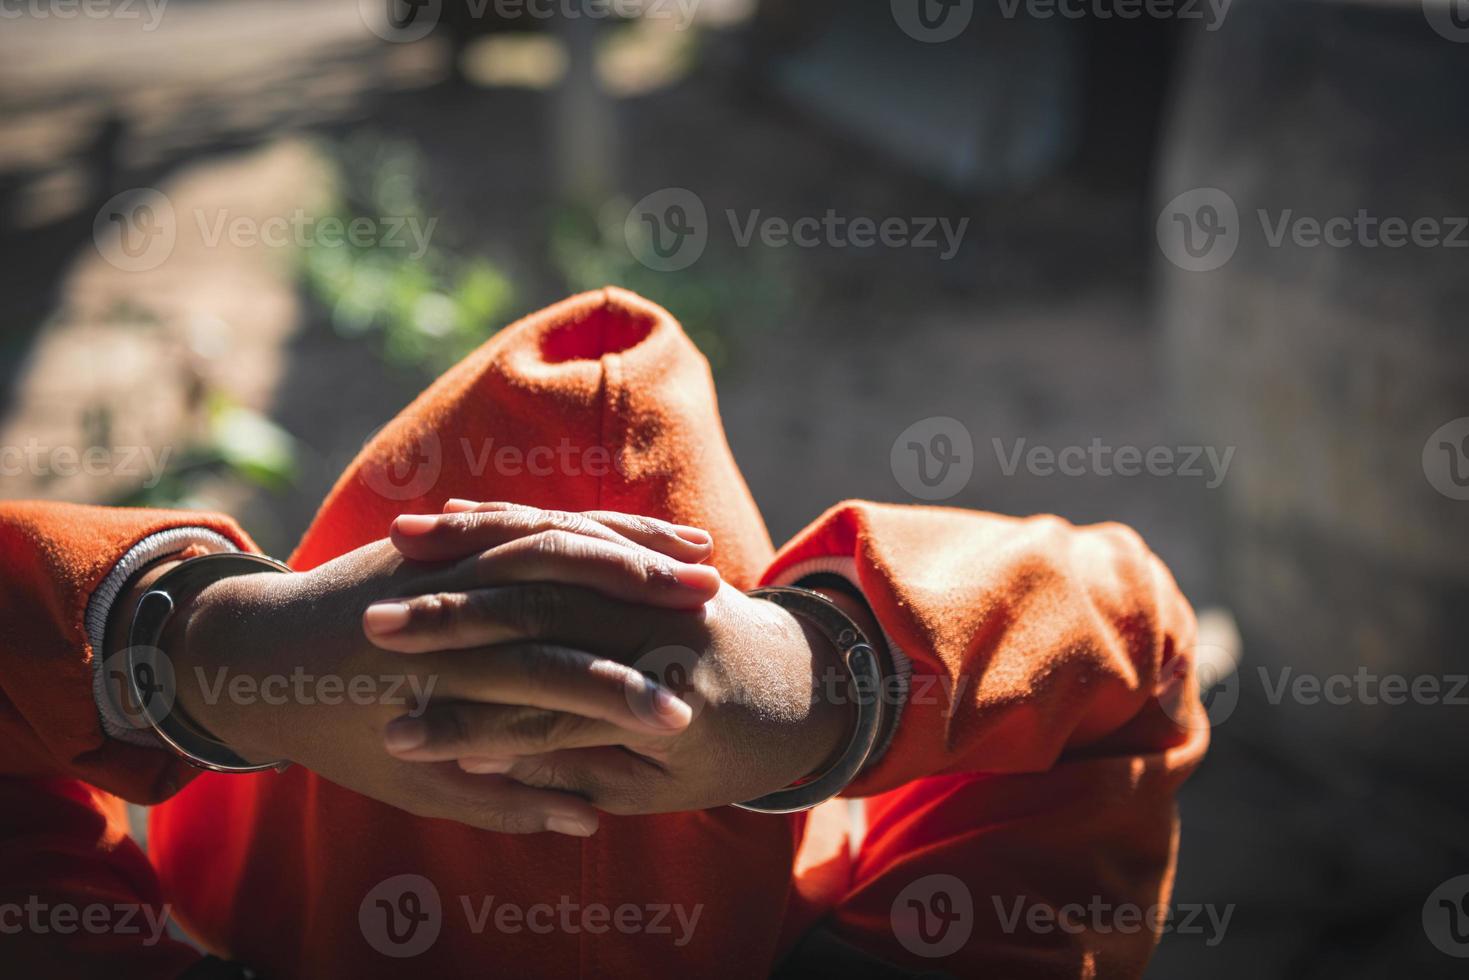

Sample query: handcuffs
[126,560,891,810]
[733,586,894,814]
[126,552,294,774]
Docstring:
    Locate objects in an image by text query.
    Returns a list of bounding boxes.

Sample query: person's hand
[118,506,721,838]
[368,512,874,814]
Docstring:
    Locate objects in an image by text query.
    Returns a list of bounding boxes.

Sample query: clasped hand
[160,502,856,838]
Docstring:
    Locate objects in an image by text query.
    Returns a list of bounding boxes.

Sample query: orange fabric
[0,287,1206,978]
[0,777,199,978]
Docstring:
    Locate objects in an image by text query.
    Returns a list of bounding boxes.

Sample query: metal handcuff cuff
[733,586,894,814]
[126,552,294,774]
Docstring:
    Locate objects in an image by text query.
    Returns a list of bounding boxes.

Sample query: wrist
[738,584,892,812]
[163,571,284,765]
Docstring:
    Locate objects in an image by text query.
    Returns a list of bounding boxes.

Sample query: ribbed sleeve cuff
[84,527,240,747]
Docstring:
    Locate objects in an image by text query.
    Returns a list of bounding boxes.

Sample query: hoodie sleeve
[767,501,1210,976]
[0,501,257,803]
[762,500,1209,796]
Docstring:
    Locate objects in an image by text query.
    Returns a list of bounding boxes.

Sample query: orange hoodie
[0,288,1207,978]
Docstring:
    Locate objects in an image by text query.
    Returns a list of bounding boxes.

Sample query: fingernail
[394,513,438,535]
[546,815,596,838]
[444,498,479,513]
[459,758,513,775]
[650,684,693,728]
[673,525,711,546]
[364,602,411,635]
[384,717,427,752]
[673,562,721,591]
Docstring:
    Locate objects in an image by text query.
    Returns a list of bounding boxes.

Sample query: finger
[444,499,713,561]
[395,505,710,566]
[394,508,632,561]
[424,763,599,836]
[581,510,712,560]
[385,703,646,764]
[450,530,719,608]
[363,583,656,654]
[392,642,693,734]
[493,747,671,817]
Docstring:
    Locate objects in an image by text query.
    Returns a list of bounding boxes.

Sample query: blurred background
[1,0,1467,976]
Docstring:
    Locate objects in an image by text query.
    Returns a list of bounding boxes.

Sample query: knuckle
[508,584,559,638]
[639,555,681,589]
[479,806,545,835]
[445,512,483,536]
[429,705,476,749]
[411,592,463,630]
[624,515,669,540]
[541,509,592,536]
[505,706,567,751]
[514,755,586,797]
[520,528,568,557]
